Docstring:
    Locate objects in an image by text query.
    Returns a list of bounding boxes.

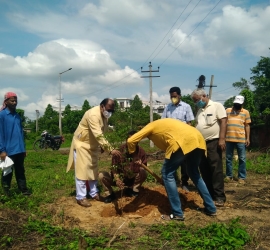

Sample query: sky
[0,0,270,119]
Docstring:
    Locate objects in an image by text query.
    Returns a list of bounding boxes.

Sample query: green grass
[3,145,268,249]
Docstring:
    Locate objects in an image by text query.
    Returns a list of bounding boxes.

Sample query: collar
[200,99,212,111]
[232,107,243,113]
[173,101,183,107]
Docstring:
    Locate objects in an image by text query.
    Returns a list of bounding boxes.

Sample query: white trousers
[74,150,99,200]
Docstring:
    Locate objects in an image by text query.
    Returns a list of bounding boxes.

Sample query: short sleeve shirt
[161,101,194,123]
[195,100,226,141]
[226,108,251,143]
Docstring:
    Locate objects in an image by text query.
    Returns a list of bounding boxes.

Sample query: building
[115,98,132,109]
[142,100,167,116]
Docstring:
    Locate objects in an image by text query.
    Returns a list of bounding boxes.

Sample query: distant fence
[250,124,270,148]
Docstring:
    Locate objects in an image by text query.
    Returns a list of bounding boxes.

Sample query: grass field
[1,138,270,249]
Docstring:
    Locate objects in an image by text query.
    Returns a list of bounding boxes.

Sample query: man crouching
[99,131,148,203]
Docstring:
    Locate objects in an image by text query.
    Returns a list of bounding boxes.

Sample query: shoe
[238,179,245,184]
[161,214,185,221]
[215,199,225,207]
[224,176,233,182]
[91,194,100,201]
[125,188,139,197]
[77,198,92,207]
[197,207,217,216]
[21,189,32,196]
[104,192,116,203]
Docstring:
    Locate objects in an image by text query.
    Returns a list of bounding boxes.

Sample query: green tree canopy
[232,78,250,91]
[82,100,91,113]
[130,95,143,111]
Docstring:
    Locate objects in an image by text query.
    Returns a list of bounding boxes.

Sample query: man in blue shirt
[0,92,31,196]
[162,87,195,191]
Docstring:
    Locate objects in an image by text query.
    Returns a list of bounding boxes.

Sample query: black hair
[169,87,181,95]
[100,98,112,106]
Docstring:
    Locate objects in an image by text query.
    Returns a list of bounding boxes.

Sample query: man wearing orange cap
[0,92,31,196]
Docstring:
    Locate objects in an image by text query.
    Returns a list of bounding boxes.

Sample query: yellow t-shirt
[127,118,206,159]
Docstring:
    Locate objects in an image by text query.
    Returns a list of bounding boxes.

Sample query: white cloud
[170,5,270,58]
[79,0,154,25]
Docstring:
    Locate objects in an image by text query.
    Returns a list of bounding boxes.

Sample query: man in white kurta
[66,98,121,207]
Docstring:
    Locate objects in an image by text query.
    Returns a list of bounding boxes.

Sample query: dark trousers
[199,139,226,202]
[1,153,28,192]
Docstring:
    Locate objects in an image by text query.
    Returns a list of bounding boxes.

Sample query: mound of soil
[100,186,203,218]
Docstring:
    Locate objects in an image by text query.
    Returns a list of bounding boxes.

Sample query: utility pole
[196,74,217,99]
[58,68,72,136]
[35,110,40,132]
[208,75,215,99]
[141,62,160,147]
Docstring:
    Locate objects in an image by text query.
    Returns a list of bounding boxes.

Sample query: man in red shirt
[99,131,147,203]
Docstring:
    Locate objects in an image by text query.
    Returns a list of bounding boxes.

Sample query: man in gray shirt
[162,87,194,191]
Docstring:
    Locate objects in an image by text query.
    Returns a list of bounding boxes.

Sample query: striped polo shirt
[225,108,251,143]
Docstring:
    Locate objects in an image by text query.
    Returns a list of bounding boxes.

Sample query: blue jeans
[226,142,246,179]
[161,148,216,216]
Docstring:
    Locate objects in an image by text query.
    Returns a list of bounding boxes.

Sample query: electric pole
[141,62,160,147]
[208,75,215,99]
[35,110,40,132]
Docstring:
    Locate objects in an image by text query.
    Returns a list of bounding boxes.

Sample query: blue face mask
[196,99,206,108]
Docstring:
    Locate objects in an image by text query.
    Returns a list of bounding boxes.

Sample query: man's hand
[134,159,142,166]
[115,179,124,189]
[218,138,226,151]
[245,139,250,147]
[0,152,7,161]
[111,149,122,158]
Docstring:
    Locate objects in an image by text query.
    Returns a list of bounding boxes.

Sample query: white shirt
[195,100,226,141]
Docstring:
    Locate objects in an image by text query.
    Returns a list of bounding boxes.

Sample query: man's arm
[218,117,227,151]
[245,123,250,147]
[87,114,121,157]
[127,125,151,154]
[185,104,194,125]
[0,115,7,161]
[161,105,168,119]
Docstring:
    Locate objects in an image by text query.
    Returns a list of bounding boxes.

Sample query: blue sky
[0,0,270,119]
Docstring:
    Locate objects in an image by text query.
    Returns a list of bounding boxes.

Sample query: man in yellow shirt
[127,118,216,220]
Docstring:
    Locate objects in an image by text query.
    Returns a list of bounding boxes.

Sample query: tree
[224,97,235,109]
[232,78,250,91]
[16,109,26,127]
[250,55,270,114]
[130,95,143,111]
[181,94,196,115]
[82,100,91,113]
[38,104,59,134]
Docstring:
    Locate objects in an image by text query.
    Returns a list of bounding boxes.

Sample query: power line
[213,86,235,94]
[144,0,193,65]
[159,0,222,67]
[60,1,222,103]
[151,0,201,62]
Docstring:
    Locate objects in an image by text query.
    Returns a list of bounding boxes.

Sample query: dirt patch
[100,186,203,218]
[45,172,270,249]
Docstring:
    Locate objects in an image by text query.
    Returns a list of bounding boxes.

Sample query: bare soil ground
[49,170,270,249]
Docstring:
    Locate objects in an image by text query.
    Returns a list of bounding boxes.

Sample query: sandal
[161,214,185,221]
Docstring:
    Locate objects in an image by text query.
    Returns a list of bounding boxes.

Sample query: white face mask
[103,110,112,119]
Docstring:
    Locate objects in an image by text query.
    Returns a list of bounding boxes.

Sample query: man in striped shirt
[162,87,194,191]
[225,95,251,184]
